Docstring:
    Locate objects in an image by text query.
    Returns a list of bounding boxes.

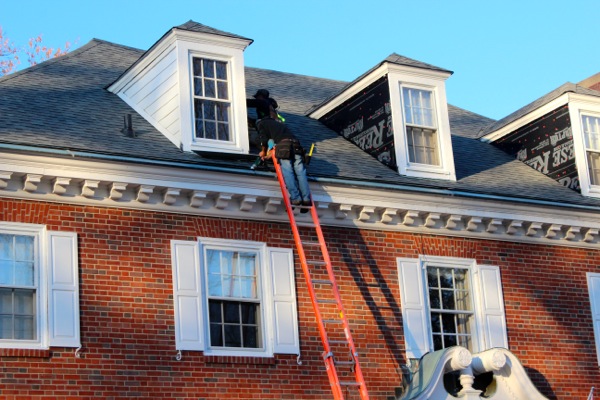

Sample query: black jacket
[256,118,296,148]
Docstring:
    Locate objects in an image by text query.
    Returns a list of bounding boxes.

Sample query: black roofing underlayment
[1,38,599,208]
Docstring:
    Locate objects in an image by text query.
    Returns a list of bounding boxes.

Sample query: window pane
[241,303,257,324]
[441,313,456,334]
[208,300,222,323]
[432,334,443,351]
[192,58,203,77]
[223,302,240,324]
[15,262,34,286]
[195,119,205,139]
[14,289,34,315]
[0,315,12,339]
[224,324,241,347]
[583,115,600,150]
[430,313,441,333]
[217,123,230,142]
[0,259,13,285]
[444,334,457,347]
[203,102,216,121]
[216,103,229,123]
[243,325,258,348]
[429,289,440,309]
[204,79,216,98]
[15,236,33,261]
[203,59,215,78]
[0,288,12,313]
[14,316,34,340]
[215,61,227,80]
[210,323,223,347]
[588,152,600,185]
[441,289,455,310]
[217,81,228,100]
[204,122,217,140]
[0,234,13,260]
[193,78,203,96]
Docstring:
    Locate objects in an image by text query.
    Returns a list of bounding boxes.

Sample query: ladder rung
[339,381,362,386]
[317,299,337,304]
[329,340,348,345]
[312,279,332,285]
[323,319,343,324]
[302,241,321,247]
[334,360,356,366]
[308,260,327,266]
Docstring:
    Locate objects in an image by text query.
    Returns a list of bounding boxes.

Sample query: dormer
[108,21,253,154]
[480,76,600,199]
[309,54,456,181]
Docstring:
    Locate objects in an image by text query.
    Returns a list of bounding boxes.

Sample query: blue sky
[2,0,599,119]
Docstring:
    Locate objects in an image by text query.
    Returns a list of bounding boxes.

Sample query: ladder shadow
[334,231,406,377]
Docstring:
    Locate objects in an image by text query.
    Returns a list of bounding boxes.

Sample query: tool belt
[275,138,304,160]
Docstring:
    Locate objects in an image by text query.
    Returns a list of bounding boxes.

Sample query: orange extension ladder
[272,153,370,400]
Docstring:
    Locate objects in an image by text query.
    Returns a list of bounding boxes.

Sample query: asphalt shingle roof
[1,37,599,208]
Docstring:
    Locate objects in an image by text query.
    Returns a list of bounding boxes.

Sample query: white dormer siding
[108,24,252,154]
[311,56,456,182]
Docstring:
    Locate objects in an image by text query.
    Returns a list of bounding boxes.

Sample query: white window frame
[0,223,45,349]
[0,222,80,350]
[387,66,456,181]
[570,96,600,198]
[177,39,250,154]
[587,272,600,365]
[190,55,235,146]
[400,85,442,167]
[200,238,269,356]
[397,255,507,359]
[171,238,299,358]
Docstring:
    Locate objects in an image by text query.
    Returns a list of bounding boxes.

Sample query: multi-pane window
[426,265,474,351]
[0,234,36,341]
[582,115,600,185]
[206,249,261,349]
[192,57,231,142]
[402,87,440,166]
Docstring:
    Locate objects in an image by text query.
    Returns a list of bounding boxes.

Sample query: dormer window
[310,53,456,182]
[192,57,232,142]
[582,114,600,185]
[107,21,252,155]
[402,86,440,166]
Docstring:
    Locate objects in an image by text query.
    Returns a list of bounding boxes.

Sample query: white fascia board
[308,64,389,120]
[172,29,252,51]
[108,33,178,94]
[309,62,452,120]
[480,93,570,143]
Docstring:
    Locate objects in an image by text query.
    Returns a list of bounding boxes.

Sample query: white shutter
[171,240,204,351]
[477,265,508,349]
[587,273,600,365]
[397,258,430,359]
[47,231,80,347]
[268,247,299,354]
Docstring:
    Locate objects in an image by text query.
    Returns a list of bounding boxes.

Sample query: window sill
[0,348,51,358]
[204,354,276,365]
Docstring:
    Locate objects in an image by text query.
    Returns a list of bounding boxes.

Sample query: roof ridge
[245,66,348,84]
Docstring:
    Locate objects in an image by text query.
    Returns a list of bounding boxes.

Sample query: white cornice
[1,152,600,249]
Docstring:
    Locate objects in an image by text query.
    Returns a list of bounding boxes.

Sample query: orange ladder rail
[272,153,370,400]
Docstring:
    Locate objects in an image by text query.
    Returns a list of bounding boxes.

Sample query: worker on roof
[257,117,311,212]
[247,89,280,128]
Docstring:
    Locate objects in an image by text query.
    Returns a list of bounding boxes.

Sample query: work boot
[300,200,311,214]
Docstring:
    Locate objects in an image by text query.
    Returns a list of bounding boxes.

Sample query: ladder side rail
[272,154,345,400]
[309,204,370,400]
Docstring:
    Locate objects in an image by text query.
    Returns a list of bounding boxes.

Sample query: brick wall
[0,198,598,399]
